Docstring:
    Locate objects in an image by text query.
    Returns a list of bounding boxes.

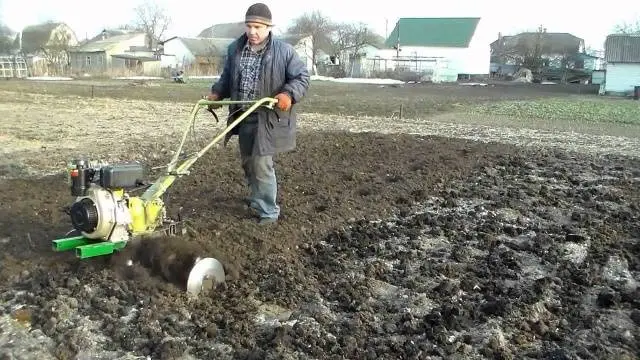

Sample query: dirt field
[0,79,639,359]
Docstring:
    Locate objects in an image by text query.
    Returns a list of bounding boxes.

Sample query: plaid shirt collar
[238,39,268,104]
[243,38,267,53]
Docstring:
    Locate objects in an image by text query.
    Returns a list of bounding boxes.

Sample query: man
[207,3,310,224]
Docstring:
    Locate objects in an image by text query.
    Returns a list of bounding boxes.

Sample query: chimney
[101,29,108,40]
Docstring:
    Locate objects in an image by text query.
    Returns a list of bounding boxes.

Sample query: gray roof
[168,37,235,56]
[605,34,640,63]
[0,24,14,37]
[111,53,158,61]
[492,32,584,55]
[89,29,138,42]
[128,46,150,52]
[17,22,64,53]
[277,34,307,46]
[198,23,246,38]
[164,34,307,58]
[70,33,145,53]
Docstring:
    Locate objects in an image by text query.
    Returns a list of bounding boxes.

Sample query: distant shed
[603,34,640,95]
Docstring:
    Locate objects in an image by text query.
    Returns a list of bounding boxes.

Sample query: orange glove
[274,92,292,111]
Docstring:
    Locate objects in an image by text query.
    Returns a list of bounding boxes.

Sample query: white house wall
[466,31,491,75]
[50,25,79,49]
[604,63,640,94]
[465,18,492,75]
[370,46,488,75]
[365,19,491,78]
[161,36,314,73]
[70,33,148,73]
[161,54,178,68]
[290,35,313,73]
[162,39,195,68]
[104,34,148,66]
[341,44,380,77]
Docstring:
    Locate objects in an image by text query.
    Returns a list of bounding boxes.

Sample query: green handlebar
[176,97,278,167]
[140,97,279,203]
[196,98,279,107]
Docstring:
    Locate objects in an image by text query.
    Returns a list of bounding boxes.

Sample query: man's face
[245,22,270,45]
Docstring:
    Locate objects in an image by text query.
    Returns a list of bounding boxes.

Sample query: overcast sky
[1,0,638,50]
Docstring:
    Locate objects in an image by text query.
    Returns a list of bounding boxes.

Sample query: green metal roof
[384,18,480,48]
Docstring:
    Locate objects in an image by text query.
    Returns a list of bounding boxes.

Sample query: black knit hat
[245,3,272,26]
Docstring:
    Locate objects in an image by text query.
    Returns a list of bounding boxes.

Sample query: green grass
[466,97,640,125]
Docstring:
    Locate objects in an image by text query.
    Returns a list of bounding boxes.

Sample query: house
[14,22,78,75]
[374,17,489,81]
[490,32,599,71]
[317,43,381,77]
[570,52,603,71]
[68,32,160,76]
[491,32,585,66]
[350,43,382,77]
[163,23,314,74]
[277,34,314,72]
[160,37,236,74]
[602,34,640,96]
[198,22,314,72]
[197,22,246,38]
[88,28,139,43]
[490,31,599,82]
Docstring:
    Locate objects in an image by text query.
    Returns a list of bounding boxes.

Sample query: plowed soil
[1,130,639,359]
[0,84,638,359]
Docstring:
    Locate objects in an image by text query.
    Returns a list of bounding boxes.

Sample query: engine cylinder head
[69,161,96,197]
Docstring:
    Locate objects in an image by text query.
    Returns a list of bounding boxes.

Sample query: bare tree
[491,34,522,65]
[329,23,352,59]
[40,32,72,75]
[613,19,640,34]
[0,23,16,54]
[516,26,547,70]
[287,10,335,71]
[133,0,171,49]
[329,22,383,76]
[491,25,549,68]
[113,24,143,32]
[199,40,224,75]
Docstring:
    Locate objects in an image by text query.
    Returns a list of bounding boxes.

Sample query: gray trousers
[237,121,280,220]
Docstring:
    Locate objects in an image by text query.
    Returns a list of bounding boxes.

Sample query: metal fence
[367,56,459,82]
[0,56,28,78]
[370,57,442,74]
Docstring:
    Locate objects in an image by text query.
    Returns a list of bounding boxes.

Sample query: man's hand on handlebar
[206,93,222,109]
[203,93,221,123]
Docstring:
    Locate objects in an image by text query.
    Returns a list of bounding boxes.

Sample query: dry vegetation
[1,79,638,179]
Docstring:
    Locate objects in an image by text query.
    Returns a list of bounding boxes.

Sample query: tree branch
[133,0,171,49]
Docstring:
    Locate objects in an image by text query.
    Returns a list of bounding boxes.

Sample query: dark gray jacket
[211,32,310,156]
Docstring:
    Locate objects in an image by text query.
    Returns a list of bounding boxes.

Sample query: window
[85,56,91,66]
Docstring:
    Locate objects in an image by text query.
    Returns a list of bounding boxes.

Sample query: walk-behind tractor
[51,97,278,296]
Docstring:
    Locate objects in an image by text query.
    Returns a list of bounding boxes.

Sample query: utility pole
[395,21,400,68]
[385,18,388,39]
